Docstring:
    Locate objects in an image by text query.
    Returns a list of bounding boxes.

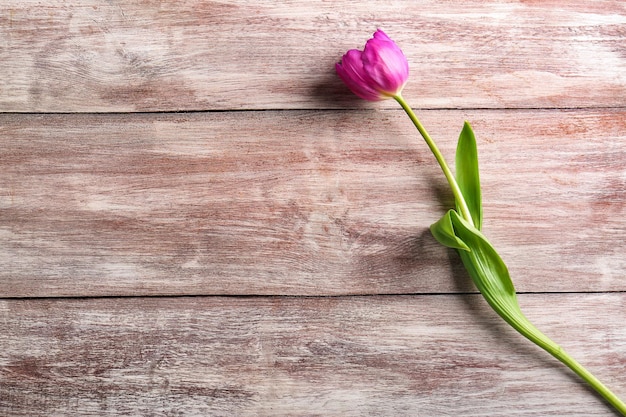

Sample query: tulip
[336,30,626,416]
[335,29,409,101]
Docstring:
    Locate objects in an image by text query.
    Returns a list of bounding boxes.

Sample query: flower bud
[336,29,409,101]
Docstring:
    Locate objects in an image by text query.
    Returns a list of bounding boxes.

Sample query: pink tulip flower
[335,29,409,101]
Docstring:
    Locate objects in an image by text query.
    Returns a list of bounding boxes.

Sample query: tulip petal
[336,50,384,101]
[362,32,409,95]
[372,29,393,42]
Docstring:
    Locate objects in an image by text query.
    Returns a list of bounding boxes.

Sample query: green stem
[395,92,625,414]
[507,311,626,415]
[393,94,475,227]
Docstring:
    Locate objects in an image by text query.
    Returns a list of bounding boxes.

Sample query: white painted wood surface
[0,0,624,112]
[1,294,625,416]
[1,109,624,297]
[1,1,625,415]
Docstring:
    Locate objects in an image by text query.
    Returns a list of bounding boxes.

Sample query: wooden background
[1,1,625,415]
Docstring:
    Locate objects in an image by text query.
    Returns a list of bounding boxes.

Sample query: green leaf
[455,122,482,230]
[448,210,520,317]
[444,211,626,415]
[430,210,470,251]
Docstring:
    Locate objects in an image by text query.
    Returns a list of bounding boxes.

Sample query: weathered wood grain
[1,109,624,297]
[1,2,624,416]
[1,294,624,416]
[1,0,624,112]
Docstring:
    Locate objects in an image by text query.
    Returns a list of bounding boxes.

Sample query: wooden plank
[1,109,624,297]
[1,0,624,112]
[0,294,624,416]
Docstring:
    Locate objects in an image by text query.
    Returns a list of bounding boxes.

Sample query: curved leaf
[456,122,482,230]
[430,210,471,251]
[448,211,519,316]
